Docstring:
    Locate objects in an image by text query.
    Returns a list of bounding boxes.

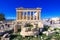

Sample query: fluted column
[39,12,40,20]
[39,11,41,20]
[17,12,20,20]
[19,12,22,20]
[36,12,38,20]
[16,11,18,20]
[36,11,40,20]
[37,12,39,20]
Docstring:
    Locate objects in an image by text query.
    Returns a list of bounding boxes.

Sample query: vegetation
[43,25,50,31]
[25,23,33,28]
[0,13,5,21]
[54,28,60,30]
[10,28,60,40]
[25,23,33,27]
[10,24,60,40]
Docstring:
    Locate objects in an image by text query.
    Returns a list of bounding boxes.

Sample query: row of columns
[17,11,40,20]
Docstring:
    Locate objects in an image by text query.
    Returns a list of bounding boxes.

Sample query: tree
[0,13,5,21]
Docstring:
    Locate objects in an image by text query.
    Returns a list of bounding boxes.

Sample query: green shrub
[43,25,50,31]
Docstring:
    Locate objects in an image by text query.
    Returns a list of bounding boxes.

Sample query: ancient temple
[14,7,43,37]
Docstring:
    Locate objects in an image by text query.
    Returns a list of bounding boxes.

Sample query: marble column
[19,12,22,20]
[37,12,39,20]
[36,12,38,20]
[18,12,20,20]
[39,12,40,20]
[39,13,40,20]
[17,12,19,20]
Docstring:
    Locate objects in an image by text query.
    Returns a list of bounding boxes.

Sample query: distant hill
[5,19,15,22]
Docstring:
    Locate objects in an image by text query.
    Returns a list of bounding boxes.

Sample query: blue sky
[0,0,60,19]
